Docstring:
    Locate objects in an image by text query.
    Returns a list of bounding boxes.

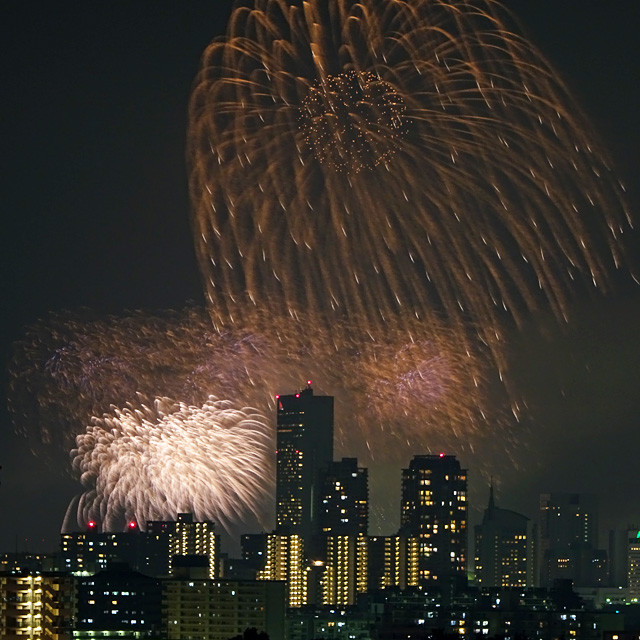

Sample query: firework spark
[189,0,633,365]
[65,397,273,532]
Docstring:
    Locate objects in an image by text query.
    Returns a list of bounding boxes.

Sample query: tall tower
[317,457,369,606]
[275,382,334,539]
[539,493,597,550]
[400,454,468,588]
[257,534,308,608]
[474,486,535,587]
[538,493,603,587]
[318,457,368,536]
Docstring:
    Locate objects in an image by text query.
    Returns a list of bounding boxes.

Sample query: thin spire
[488,479,495,512]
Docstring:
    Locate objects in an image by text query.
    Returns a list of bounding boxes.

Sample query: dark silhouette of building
[60,521,151,575]
[539,493,608,587]
[474,485,536,587]
[400,454,468,589]
[220,533,269,579]
[540,493,597,551]
[275,383,334,539]
[75,563,162,638]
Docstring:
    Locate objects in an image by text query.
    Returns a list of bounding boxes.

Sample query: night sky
[2,2,639,553]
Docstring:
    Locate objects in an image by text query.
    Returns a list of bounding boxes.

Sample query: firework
[15,0,636,533]
[9,306,506,465]
[8,307,268,453]
[11,306,510,530]
[65,397,273,532]
[189,0,633,363]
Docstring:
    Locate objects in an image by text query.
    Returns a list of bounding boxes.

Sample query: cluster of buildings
[2,384,640,639]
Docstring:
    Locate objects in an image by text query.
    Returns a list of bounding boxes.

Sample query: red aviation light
[87,521,96,529]
[439,452,445,458]
[128,521,137,529]
[295,393,300,398]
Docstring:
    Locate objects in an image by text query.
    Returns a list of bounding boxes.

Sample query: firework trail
[65,397,273,532]
[189,0,633,366]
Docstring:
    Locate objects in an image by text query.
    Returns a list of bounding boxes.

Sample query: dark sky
[1,2,639,553]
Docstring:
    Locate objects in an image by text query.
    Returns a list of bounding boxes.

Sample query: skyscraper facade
[627,530,640,599]
[400,454,468,587]
[147,513,219,579]
[538,493,606,587]
[474,486,536,587]
[367,535,420,591]
[316,457,369,606]
[275,383,334,539]
[317,457,368,536]
[321,535,368,606]
[257,534,308,607]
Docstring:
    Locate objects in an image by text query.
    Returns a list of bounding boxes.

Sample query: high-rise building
[628,529,640,599]
[163,575,285,640]
[318,457,368,536]
[538,493,607,587]
[257,534,308,608]
[276,383,334,539]
[474,486,536,587]
[75,563,162,638]
[367,535,420,592]
[60,521,145,575]
[539,493,597,551]
[321,535,368,606]
[0,572,75,640]
[315,457,369,605]
[400,454,468,588]
[147,513,219,579]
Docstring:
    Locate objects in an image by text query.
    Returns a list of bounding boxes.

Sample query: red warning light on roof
[439,453,445,458]
[307,380,312,386]
[295,393,300,398]
[88,521,96,529]
[128,521,137,529]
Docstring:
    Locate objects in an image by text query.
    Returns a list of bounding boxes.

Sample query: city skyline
[2,1,640,553]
